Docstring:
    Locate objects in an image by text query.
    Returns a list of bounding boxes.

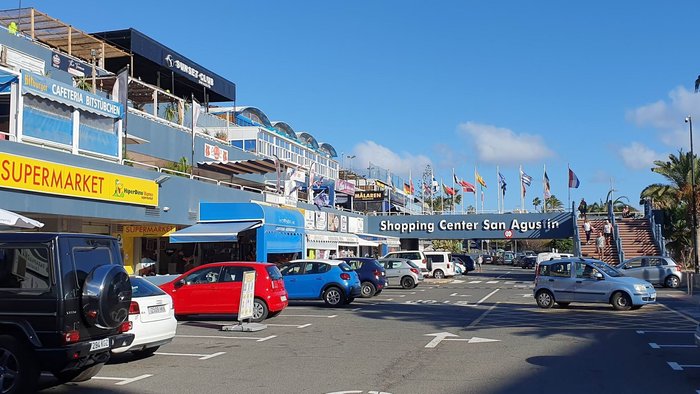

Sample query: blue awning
[169,221,261,243]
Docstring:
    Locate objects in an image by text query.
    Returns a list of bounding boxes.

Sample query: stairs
[614,218,660,259]
[577,219,620,265]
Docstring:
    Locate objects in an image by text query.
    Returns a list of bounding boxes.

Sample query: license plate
[148,305,166,314]
[89,338,110,352]
[280,295,287,302]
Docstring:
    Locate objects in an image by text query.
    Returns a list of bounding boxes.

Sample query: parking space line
[659,303,700,324]
[466,302,499,328]
[92,374,153,386]
[155,351,226,360]
[476,289,500,305]
[649,343,697,349]
[176,334,277,342]
[266,323,312,329]
[282,314,337,318]
[468,280,482,284]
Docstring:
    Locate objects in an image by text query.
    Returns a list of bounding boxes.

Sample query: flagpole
[474,166,478,213]
[567,163,571,211]
[190,93,196,175]
[520,165,524,212]
[543,164,547,213]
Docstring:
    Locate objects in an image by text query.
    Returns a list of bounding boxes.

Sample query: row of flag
[396,167,580,198]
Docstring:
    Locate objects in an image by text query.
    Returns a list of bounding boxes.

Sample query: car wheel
[81,265,132,329]
[323,286,345,306]
[611,291,632,311]
[535,290,555,308]
[54,363,104,383]
[0,335,37,394]
[132,346,159,358]
[360,282,376,298]
[251,298,269,322]
[433,270,445,279]
[664,275,681,288]
[401,276,415,289]
[556,302,570,308]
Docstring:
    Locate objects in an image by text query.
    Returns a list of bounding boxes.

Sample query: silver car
[379,258,424,289]
[614,256,682,288]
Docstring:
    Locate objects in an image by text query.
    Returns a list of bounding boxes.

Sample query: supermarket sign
[0,152,158,206]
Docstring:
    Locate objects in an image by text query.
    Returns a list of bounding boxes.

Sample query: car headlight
[633,284,646,293]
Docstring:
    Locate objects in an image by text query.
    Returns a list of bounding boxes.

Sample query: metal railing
[609,201,625,263]
[572,202,581,256]
[645,199,668,257]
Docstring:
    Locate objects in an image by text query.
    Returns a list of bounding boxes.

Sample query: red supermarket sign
[204,143,229,162]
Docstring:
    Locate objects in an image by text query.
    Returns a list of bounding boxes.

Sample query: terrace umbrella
[0,208,44,229]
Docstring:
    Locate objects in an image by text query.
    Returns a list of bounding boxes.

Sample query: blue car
[337,257,388,298]
[278,259,361,306]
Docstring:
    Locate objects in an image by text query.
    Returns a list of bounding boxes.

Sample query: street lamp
[686,116,699,274]
[346,155,356,172]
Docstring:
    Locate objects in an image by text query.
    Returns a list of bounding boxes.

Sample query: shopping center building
[0,8,402,275]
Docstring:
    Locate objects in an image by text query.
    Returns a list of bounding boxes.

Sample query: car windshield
[131,277,166,297]
[338,262,353,272]
[266,265,283,280]
[591,261,622,277]
[406,261,420,269]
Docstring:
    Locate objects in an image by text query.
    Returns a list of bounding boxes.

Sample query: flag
[521,172,532,187]
[498,172,507,195]
[422,181,431,194]
[568,168,580,188]
[460,181,476,193]
[111,66,129,107]
[313,190,330,209]
[431,176,439,192]
[409,178,415,194]
[403,183,411,194]
[386,172,396,192]
[475,171,487,188]
[544,171,551,199]
[443,184,457,196]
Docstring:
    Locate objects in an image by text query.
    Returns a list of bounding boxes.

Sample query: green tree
[166,157,191,177]
[532,197,541,212]
[545,195,564,211]
[431,240,462,253]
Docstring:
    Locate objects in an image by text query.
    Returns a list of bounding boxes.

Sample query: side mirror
[174,279,184,289]
[595,272,604,280]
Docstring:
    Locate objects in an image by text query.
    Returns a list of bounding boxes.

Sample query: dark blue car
[337,257,387,298]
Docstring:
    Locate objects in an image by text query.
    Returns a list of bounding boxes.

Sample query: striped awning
[198,158,280,175]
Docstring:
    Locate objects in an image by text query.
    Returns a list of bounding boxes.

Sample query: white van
[536,252,574,266]
[423,252,456,279]
[382,250,428,273]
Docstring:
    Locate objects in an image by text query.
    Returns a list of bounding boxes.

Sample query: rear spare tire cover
[82,265,132,329]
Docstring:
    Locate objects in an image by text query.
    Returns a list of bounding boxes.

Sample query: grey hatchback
[379,258,424,289]
[534,257,656,311]
[614,256,682,288]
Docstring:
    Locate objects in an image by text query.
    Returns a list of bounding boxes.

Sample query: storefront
[117,224,176,275]
[169,202,304,267]
[357,233,400,257]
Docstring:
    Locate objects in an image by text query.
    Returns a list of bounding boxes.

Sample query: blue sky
[19,0,700,211]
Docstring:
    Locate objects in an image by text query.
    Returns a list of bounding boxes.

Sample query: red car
[159,262,288,322]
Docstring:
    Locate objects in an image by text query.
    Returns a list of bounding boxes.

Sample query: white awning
[357,233,401,247]
[306,230,359,249]
[357,238,379,247]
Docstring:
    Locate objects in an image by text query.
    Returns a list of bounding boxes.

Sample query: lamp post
[686,116,699,274]
[346,155,356,173]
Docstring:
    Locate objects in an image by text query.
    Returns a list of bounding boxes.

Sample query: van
[423,252,456,279]
[536,252,574,266]
[382,250,428,273]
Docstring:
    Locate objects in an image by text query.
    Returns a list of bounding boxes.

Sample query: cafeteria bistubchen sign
[0,153,158,206]
[367,212,574,240]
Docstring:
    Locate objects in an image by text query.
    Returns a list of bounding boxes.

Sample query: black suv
[0,233,133,393]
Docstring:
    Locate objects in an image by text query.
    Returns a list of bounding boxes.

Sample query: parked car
[503,252,515,265]
[0,233,134,393]
[278,259,361,306]
[519,256,537,269]
[113,276,177,356]
[424,251,456,279]
[452,257,466,275]
[512,252,526,267]
[481,254,493,264]
[536,252,574,269]
[524,250,537,257]
[614,256,682,288]
[382,250,429,273]
[160,262,288,322]
[379,258,424,288]
[452,254,475,273]
[337,257,387,297]
[534,257,656,311]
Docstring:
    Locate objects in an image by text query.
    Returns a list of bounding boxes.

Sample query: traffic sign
[504,229,513,238]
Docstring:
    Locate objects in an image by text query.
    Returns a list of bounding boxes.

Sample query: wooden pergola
[0,8,130,66]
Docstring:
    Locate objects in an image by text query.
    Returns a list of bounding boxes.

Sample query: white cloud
[626,86,700,148]
[457,122,554,164]
[619,142,664,170]
[351,140,432,178]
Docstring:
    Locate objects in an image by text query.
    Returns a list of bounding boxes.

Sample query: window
[221,266,253,282]
[345,260,362,269]
[280,262,303,276]
[131,277,166,297]
[184,266,222,284]
[0,247,51,290]
[575,262,599,279]
[232,140,244,149]
[303,263,330,274]
[625,259,643,269]
[244,139,256,151]
[266,265,283,280]
[548,262,571,278]
[427,254,445,263]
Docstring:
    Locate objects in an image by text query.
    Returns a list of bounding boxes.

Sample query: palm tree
[545,195,564,212]
[532,197,541,212]
[641,150,700,269]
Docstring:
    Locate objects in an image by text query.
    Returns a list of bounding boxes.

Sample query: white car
[424,251,456,279]
[112,276,177,356]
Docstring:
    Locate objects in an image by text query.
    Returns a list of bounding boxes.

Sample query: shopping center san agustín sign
[366,212,574,240]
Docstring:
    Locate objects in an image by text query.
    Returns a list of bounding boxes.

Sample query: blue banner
[21,71,123,119]
[367,212,574,240]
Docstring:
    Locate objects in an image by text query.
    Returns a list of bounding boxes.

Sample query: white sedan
[112,276,177,356]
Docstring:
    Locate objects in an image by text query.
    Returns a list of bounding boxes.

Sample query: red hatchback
[159,262,288,322]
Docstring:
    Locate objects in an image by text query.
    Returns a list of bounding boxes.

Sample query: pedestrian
[578,198,588,220]
[583,219,592,245]
[476,255,483,273]
[603,219,613,245]
[596,231,605,260]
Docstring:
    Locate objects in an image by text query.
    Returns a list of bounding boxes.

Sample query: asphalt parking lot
[39,266,700,394]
